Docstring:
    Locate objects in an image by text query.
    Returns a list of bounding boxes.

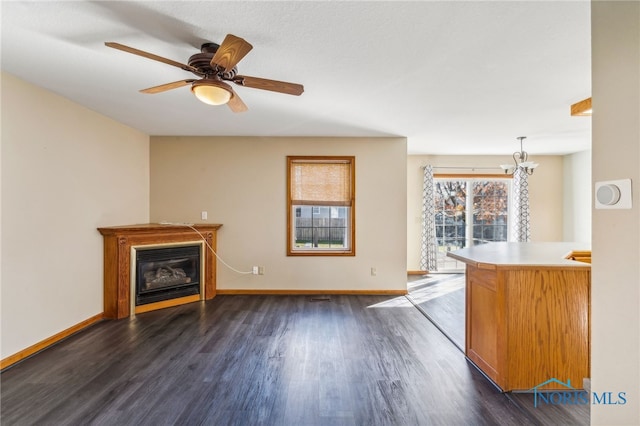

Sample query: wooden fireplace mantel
[98,223,222,319]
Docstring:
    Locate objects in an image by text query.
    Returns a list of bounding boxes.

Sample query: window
[287,156,355,255]
[434,177,510,270]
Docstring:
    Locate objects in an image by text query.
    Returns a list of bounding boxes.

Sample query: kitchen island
[447,242,591,392]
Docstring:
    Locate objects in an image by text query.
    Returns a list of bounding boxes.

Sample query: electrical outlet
[258,266,265,275]
[371,267,377,276]
[252,266,259,275]
[201,211,208,220]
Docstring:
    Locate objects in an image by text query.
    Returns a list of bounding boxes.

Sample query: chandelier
[500,136,539,175]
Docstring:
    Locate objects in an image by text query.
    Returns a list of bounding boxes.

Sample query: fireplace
[134,244,202,306]
[98,223,222,319]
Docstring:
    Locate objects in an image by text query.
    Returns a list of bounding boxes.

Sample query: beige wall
[563,150,592,243]
[591,2,640,424]
[150,136,407,292]
[0,72,150,359]
[406,154,565,270]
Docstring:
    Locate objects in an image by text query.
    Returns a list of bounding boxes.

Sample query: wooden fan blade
[234,75,304,96]
[227,89,248,113]
[210,34,253,72]
[140,79,195,94]
[105,42,199,74]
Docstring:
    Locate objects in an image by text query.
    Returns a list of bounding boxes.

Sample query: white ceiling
[1,1,592,155]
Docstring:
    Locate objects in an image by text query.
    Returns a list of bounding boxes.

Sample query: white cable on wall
[159,222,253,275]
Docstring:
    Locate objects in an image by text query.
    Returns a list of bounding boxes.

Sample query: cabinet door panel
[505,269,590,390]
[466,266,500,384]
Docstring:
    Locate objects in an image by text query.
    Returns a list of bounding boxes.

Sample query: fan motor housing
[188,43,219,71]
[188,43,237,79]
[188,53,215,72]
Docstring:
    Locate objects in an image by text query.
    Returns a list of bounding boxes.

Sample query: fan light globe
[191,80,232,106]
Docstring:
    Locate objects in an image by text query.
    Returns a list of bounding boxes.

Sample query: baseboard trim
[1,313,104,371]
[216,289,408,296]
[407,270,429,275]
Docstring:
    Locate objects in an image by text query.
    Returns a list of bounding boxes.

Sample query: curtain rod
[425,166,501,170]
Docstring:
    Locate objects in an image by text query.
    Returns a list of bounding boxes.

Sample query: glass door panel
[434,178,510,271]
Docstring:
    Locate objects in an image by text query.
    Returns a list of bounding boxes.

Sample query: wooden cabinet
[450,243,591,391]
[98,223,222,319]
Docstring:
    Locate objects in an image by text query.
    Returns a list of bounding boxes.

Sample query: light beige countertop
[447,242,591,269]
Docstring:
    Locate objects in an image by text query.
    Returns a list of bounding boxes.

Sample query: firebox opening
[133,243,202,306]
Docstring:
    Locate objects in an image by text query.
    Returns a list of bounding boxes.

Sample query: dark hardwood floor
[2,293,581,425]
[406,274,465,350]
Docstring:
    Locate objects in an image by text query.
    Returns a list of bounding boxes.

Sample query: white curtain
[420,165,438,271]
[513,166,531,242]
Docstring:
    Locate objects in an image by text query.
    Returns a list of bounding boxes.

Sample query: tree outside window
[434,178,510,270]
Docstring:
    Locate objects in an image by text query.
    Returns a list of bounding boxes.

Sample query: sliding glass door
[434,178,510,271]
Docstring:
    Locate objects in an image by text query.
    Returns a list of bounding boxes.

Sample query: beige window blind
[290,159,353,206]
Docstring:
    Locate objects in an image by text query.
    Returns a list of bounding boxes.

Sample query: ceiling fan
[105,34,304,113]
